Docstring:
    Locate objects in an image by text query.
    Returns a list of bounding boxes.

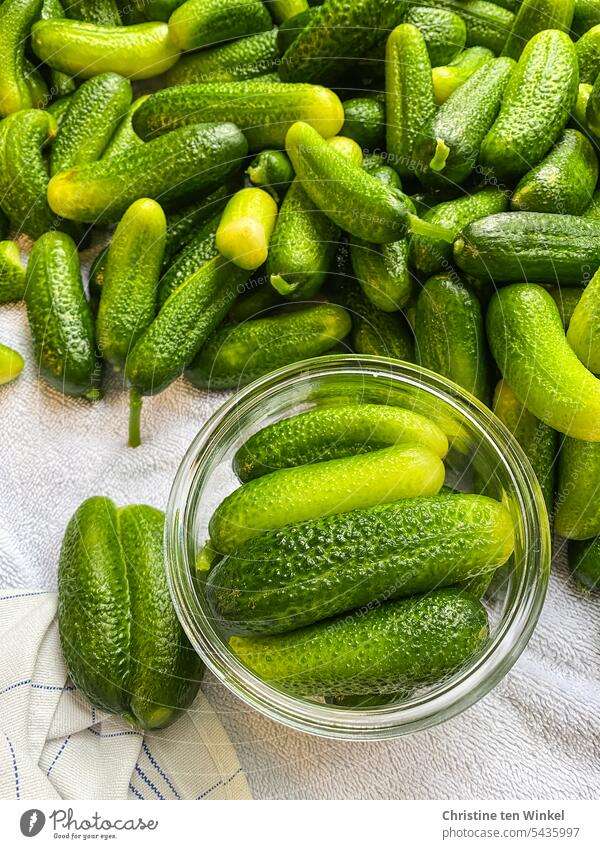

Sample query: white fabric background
[1,247,599,799]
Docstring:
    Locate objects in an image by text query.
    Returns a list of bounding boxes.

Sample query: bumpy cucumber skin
[88,245,107,315]
[46,94,74,128]
[228,277,283,323]
[0,241,25,304]
[125,256,249,396]
[270,0,309,24]
[208,494,513,635]
[25,232,99,398]
[417,56,515,187]
[337,279,415,362]
[585,67,600,137]
[66,0,122,24]
[0,0,44,116]
[208,443,445,555]
[186,303,351,390]
[48,122,247,224]
[157,212,220,309]
[386,24,436,180]
[493,379,557,513]
[133,80,344,151]
[31,20,180,80]
[555,437,600,538]
[567,266,600,373]
[415,273,489,403]
[97,199,166,371]
[0,110,59,240]
[341,97,385,150]
[486,284,600,442]
[405,5,466,66]
[432,46,494,104]
[410,187,508,276]
[230,589,489,695]
[234,404,448,483]
[454,212,600,286]
[512,130,598,215]
[479,30,579,185]
[216,187,278,271]
[547,286,582,329]
[247,150,295,204]
[50,73,132,176]
[569,537,600,591]
[162,184,232,265]
[276,7,317,54]
[102,95,148,160]
[40,0,78,99]
[439,0,514,54]
[576,23,600,84]
[351,238,413,313]
[168,0,271,51]
[503,0,575,60]
[167,28,279,85]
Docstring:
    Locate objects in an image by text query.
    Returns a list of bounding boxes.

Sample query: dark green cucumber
[0,0,44,116]
[67,0,121,24]
[502,0,574,60]
[25,231,99,398]
[511,130,598,215]
[162,184,233,265]
[47,122,247,224]
[23,57,49,109]
[0,241,25,304]
[276,7,317,54]
[88,245,107,315]
[575,23,600,84]
[0,342,24,385]
[492,378,557,513]
[40,0,77,99]
[364,159,403,190]
[585,67,600,137]
[416,56,514,187]
[186,303,351,390]
[432,45,494,104]
[439,0,514,54]
[547,286,582,328]
[157,212,220,309]
[415,273,489,403]
[555,437,600,538]
[405,5,466,66]
[486,284,600,441]
[410,187,509,276]
[50,72,132,175]
[350,238,413,313]
[166,28,279,85]
[247,150,295,204]
[230,588,489,695]
[228,275,283,323]
[569,537,600,591]
[454,212,600,285]
[567,266,600,373]
[102,95,148,160]
[341,97,385,150]
[479,30,579,184]
[168,0,272,52]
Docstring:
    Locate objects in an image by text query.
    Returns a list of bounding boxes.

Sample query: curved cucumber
[48,122,247,224]
[208,442,445,555]
[208,494,513,635]
[576,23,600,84]
[0,0,44,116]
[234,404,448,482]
[569,537,600,591]
[102,94,148,160]
[186,303,351,390]
[405,5,466,66]
[247,150,295,204]
[503,0,574,60]
[432,46,494,104]
[166,28,279,85]
[547,286,582,329]
[0,342,24,385]
[567,266,600,373]
[350,238,413,313]
[230,589,488,695]
[0,241,25,304]
[168,0,271,51]
[486,284,600,441]
[555,437,600,538]
[216,188,278,272]
[25,232,99,398]
[157,212,220,309]
[31,20,180,80]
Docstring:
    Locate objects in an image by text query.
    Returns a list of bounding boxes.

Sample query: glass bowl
[165,355,551,740]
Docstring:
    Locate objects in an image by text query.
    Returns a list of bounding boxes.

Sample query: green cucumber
[50,72,132,175]
[385,23,436,180]
[67,0,121,24]
[405,5,467,66]
[415,273,489,403]
[341,97,385,150]
[228,276,283,323]
[97,199,165,371]
[432,46,494,104]
[479,30,579,184]
[46,93,74,128]
[492,379,557,512]
[166,29,279,85]
[0,0,44,116]
[216,187,278,271]
[102,94,148,160]
[186,303,351,390]
[247,150,295,204]
[230,588,488,695]
[31,20,180,80]
[157,212,220,309]
[133,80,344,151]
[511,130,598,215]
[585,67,600,136]
[48,122,247,224]
[569,537,600,591]
[162,185,232,265]
[555,437,600,538]
[486,284,600,441]
[410,187,509,277]
[270,0,309,23]
[502,0,575,60]
[350,238,413,313]
[25,231,99,399]
[276,7,317,54]
[233,403,448,482]
[547,286,582,328]
[365,161,403,190]
[454,212,600,285]
[23,58,49,108]
[88,245,107,315]
[41,0,77,99]
[168,0,272,52]
[439,0,514,55]
[567,266,600,373]
[208,442,445,555]
[416,56,515,187]
[575,23,600,84]
[0,342,24,385]
[572,83,592,132]
[0,241,25,304]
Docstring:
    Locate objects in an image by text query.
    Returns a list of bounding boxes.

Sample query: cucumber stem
[128,389,143,448]
[429,138,450,172]
[407,213,455,244]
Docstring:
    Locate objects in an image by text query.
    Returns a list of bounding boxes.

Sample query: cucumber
[567,266,600,373]
[492,379,557,512]
[102,94,148,160]
[133,80,344,151]
[454,212,600,286]
[228,276,283,323]
[66,0,122,24]
[410,187,509,277]
[23,57,49,108]
[157,212,220,309]
[479,30,579,184]
[46,94,74,129]
[569,537,600,591]
[416,56,515,187]
[572,83,592,132]
[58,497,202,728]
[0,0,44,116]
[547,286,582,328]
[233,403,448,482]
[162,185,232,264]
[40,0,78,99]
[216,188,278,271]
[97,199,166,371]
[88,245,107,315]
[405,5,467,66]
[486,284,600,441]
[385,24,436,181]
[572,0,600,35]
[0,241,25,304]
[415,273,489,403]
[0,342,24,385]
[25,232,100,399]
[502,0,575,60]
[350,238,413,313]
[555,437,600,538]
[511,130,598,215]
[432,46,494,104]
[31,20,180,80]
[440,0,514,54]
[48,122,247,224]
[246,150,295,204]
[575,23,600,84]
[585,68,600,137]
[230,588,489,695]
[363,159,403,190]
[208,442,445,555]
[168,0,272,51]
[276,7,317,55]
[341,97,385,150]
[166,28,279,85]
[186,303,351,390]
[50,72,132,175]
[270,0,309,23]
